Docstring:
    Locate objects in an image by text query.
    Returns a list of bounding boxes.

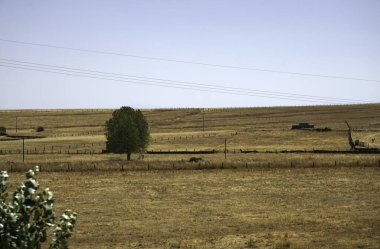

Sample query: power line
[2,63,353,104]
[0,58,367,102]
[0,59,371,104]
[1,38,379,83]
[0,58,372,104]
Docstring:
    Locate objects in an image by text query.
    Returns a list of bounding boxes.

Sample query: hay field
[1,104,380,248]
[6,167,380,249]
[0,104,380,166]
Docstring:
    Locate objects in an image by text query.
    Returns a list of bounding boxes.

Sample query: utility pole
[22,137,25,163]
[224,137,227,160]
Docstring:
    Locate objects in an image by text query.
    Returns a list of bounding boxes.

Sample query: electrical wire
[0,63,370,105]
[0,58,372,104]
[1,38,379,83]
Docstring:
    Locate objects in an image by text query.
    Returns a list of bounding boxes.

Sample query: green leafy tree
[106,106,150,160]
[0,126,6,135]
[0,166,77,249]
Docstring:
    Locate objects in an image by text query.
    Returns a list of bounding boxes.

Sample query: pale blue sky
[0,0,379,109]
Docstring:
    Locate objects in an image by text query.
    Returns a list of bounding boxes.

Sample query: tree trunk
[127,152,131,161]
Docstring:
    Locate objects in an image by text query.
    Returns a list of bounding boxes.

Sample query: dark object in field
[291,123,314,129]
[6,135,45,139]
[240,149,258,153]
[0,126,6,136]
[314,127,332,132]
[146,150,217,154]
[36,126,45,132]
[102,149,109,154]
[189,157,203,163]
[355,140,368,147]
[313,149,380,154]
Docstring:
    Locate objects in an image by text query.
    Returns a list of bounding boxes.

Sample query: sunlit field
[1,104,380,248]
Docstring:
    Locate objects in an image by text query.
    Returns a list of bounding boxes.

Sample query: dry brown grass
[6,167,380,249]
[0,104,379,165]
[1,104,380,248]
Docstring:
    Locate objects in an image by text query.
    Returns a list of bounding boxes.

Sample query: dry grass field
[1,104,380,248]
[0,104,380,165]
[6,168,380,249]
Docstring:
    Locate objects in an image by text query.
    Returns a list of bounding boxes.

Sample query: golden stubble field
[0,104,380,166]
[6,167,380,249]
[1,104,380,248]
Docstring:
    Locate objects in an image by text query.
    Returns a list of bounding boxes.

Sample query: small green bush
[0,126,6,135]
[0,166,77,249]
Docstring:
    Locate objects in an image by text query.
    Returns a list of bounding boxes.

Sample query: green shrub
[0,126,6,135]
[0,166,77,249]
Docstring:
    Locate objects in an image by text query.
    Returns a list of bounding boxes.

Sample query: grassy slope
[1,104,380,248]
[0,104,379,165]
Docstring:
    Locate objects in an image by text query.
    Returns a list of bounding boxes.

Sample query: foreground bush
[0,166,77,249]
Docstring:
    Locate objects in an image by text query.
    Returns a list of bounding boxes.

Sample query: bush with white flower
[0,166,77,249]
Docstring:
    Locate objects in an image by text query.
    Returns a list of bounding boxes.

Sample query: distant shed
[291,123,315,129]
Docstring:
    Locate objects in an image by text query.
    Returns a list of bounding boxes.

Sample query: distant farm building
[291,123,315,129]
